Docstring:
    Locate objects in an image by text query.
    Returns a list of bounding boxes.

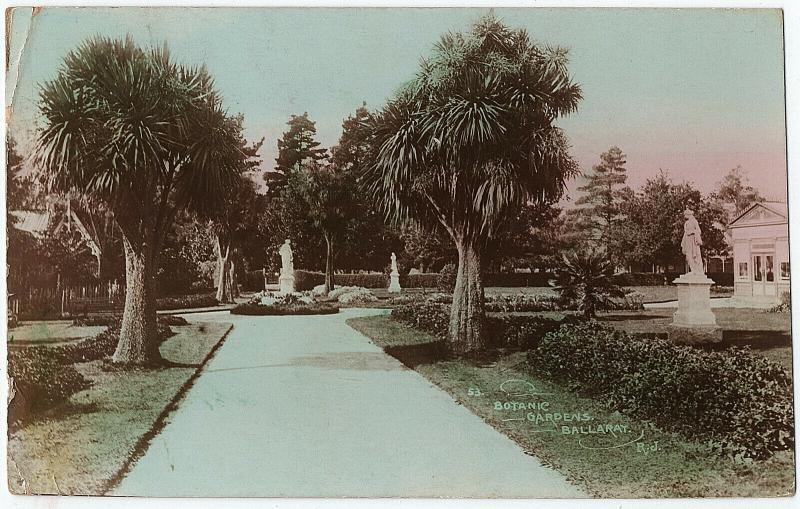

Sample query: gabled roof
[728,201,788,228]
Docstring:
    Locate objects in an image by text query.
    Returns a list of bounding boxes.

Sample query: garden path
[113,308,584,498]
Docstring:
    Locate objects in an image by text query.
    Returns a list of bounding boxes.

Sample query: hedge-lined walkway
[113,308,584,497]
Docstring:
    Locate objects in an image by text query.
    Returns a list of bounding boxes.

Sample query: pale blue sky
[6,7,787,198]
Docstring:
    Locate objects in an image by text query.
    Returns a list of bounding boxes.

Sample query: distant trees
[265,112,327,197]
[712,165,763,217]
[608,172,728,272]
[364,14,581,354]
[567,146,628,251]
[34,37,250,365]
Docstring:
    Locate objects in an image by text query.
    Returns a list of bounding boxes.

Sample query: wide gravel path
[113,308,584,498]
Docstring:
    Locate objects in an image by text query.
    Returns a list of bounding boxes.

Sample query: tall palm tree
[34,36,246,365]
[364,14,582,354]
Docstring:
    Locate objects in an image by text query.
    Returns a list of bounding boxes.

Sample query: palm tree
[34,36,246,365]
[554,251,625,319]
[364,14,582,354]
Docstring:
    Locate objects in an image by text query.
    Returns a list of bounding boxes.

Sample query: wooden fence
[13,280,124,318]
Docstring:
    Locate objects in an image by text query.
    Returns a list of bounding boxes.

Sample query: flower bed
[230,291,339,316]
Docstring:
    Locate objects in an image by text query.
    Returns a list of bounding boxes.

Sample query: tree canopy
[364,14,581,353]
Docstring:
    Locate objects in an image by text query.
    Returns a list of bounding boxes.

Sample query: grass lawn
[598,308,792,371]
[347,315,795,498]
[8,321,107,345]
[7,321,233,495]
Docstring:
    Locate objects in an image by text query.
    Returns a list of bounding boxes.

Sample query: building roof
[9,210,51,236]
[728,201,788,228]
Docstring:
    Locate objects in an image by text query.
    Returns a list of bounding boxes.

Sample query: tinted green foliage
[530,323,794,460]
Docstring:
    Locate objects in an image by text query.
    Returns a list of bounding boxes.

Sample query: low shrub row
[8,319,175,424]
[296,270,390,290]
[156,293,218,310]
[230,302,339,316]
[295,270,559,290]
[390,297,573,350]
[73,314,189,327]
[529,322,794,460]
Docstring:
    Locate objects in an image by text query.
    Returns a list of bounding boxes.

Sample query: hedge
[156,293,218,310]
[230,302,339,316]
[529,322,794,460]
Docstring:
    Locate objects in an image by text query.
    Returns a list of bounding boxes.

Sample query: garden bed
[7,321,233,495]
[230,302,339,316]
[347,315,795,497]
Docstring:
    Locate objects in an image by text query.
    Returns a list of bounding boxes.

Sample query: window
[781,262,790,279]
[754,256,763,282]
[766,255,774,282]
[739,262,748,278]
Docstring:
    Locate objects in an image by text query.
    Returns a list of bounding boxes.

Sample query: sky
[5,7,788,200]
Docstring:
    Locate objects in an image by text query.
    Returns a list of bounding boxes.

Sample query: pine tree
[569,146,628,248]
[264,112,327,197]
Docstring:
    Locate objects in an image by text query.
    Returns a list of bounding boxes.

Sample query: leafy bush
[230,302,339,316]
[335,274,388,288]
[156,293,218,310]
[529,322,794,460]
[7,349,91,424]
[437,263,458,293]
[327,286,379,304]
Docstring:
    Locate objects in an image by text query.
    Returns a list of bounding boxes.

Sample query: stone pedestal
[668,272,722,344]
[388,270,401,293]
[278,272,295,295]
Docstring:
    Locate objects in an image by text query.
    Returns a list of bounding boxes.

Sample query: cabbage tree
[364,15,581,353]
[34,36,244,365]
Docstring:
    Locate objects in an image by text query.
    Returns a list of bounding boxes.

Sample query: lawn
[7,321,233,495]
[8,321,107,345]
[347,315,795,498]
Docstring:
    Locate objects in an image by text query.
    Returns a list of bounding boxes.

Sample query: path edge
[100,322,235,495]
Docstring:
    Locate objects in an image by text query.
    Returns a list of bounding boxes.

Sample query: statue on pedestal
[388,252,401,293]
[681,208,704,274]
[278,239,296,294]
[670,209,719,344]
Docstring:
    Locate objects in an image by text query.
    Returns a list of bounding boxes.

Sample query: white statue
[681,209,704,274]
[388,252,401,293]
[279,239,294,276]
[278,239,296,294]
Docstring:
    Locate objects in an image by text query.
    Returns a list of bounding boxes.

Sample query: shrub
[766,291,791,314]
[335,274,387,288]
[7,349,91,424]
[327,286,379,304]
[529,322,794,460]
[392,298,451,339]
[230,302,339,316]
[156,293,218,310]
[437,263,458,293]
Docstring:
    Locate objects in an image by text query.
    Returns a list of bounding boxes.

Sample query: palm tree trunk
[449,236,485,354]
[215,236,234,303]
[113,234,161,365]
[324,233,335,294]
